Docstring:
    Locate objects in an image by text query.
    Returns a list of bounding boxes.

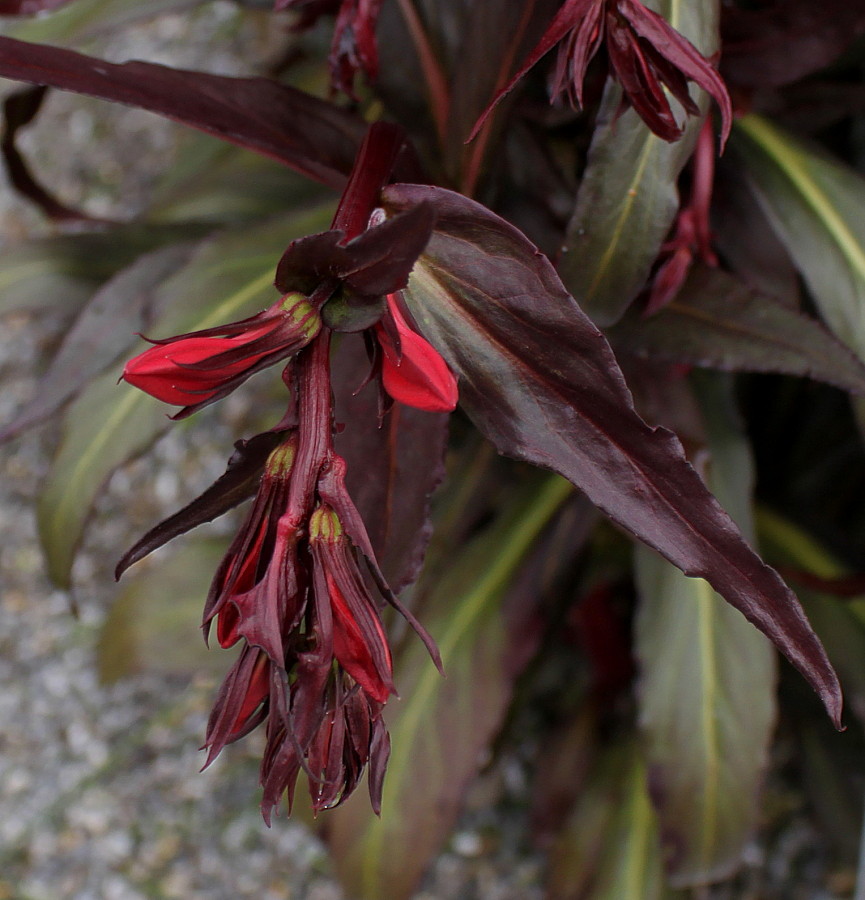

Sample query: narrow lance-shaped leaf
[733,114,865,368]
[322,475,576,900]
[635,373,776,886]
[559,0,719,326]
[0,222,208,318]
[0,243,199,443]
[0,0,74,14]
[548,738,669,900]
[37,205,333,588]
[114,431,286,580]
[607,264,865,396]
[383,182,842,725]
[0,35,368,188]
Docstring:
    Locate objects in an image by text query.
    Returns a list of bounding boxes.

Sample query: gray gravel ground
[0,4,544,898]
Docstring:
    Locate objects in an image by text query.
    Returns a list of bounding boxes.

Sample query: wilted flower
[276,0,385,98]
[199,433,434,820]
[374,292,458,413]
[122,292,321,417]
[471,0,732,144]
[646,115,718,314]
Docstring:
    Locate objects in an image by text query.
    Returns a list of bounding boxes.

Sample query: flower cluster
[472,0,732,145]
[119,122,453,818]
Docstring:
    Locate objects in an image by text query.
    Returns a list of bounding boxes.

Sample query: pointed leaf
[98,537,230,683]
[383,182,842,725]
[607,264,865,395]
[634,374,776,886]
[559,0,719,326]
[0,243,198,442]
[722,0,865,90]
[733,115,865,367]
[758,509,865,727]
[322,475,575,900]
[3,0,206,44]
[0,222,205,318]
[37,205,332,587]
[0,36,367,188]
[0,0,74,13]
[115,431,285,580]
[274,203,436,299]
[548,739,668,900]
[332,335,449,591]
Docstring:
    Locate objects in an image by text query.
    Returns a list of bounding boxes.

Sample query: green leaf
[3,0,209,46]
[97,536,229,683]
[1,243,197,442]
[0,222,205,317]
[321,475,574,900]
[757,508,865,724]
[559,0,719,326]
[607,264,865,395]
[634,374,776,886]
[36,204,333,588]
[147,135,328,226]
[548,739,670,900]
[733,114,865,365]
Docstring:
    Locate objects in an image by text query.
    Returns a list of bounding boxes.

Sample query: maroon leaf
[332,334,448,591]
[274,203,436,299]
[0,243,201,444]
[115,431,286,580]
[382,182,843,726]
[0,0,74,13]
[607,265,865,396]
[0,36,368,188]
[1,86,100,222]
[722,0,865,90]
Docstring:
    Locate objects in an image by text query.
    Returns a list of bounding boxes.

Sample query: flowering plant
[2,0,865,895]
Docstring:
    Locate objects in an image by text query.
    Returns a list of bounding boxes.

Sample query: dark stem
[285,330,334,524]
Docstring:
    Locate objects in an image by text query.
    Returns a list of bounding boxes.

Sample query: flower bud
[122,293,321,413]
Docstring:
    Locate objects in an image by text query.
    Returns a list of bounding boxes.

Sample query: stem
[286,330,334,522]
[395,0,450,150]
[332,121,405,239]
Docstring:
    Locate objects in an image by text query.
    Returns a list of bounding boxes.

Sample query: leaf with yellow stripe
[634,374,776,885]
[321,474,575,900]
[560,0,720,326]
[37,204,333,587]
[733,114,865,366]
[547,738,672,900]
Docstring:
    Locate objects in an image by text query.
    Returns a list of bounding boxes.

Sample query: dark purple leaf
[722,0,865,90]
[0,36,368,188]
[274,203,436,299]
[382,182,843,726]
[0,244,199,443]
[712,160,802,309]
[607,265,865,396]
[115,431,286,580]
[0,0,74,13]
[2,86,99,222]
[332,334,448,591]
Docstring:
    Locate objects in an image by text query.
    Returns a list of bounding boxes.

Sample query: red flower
[472,0,732,145]
[199,434,435,819]
[374,293,458,412]
[122,292,321,417]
